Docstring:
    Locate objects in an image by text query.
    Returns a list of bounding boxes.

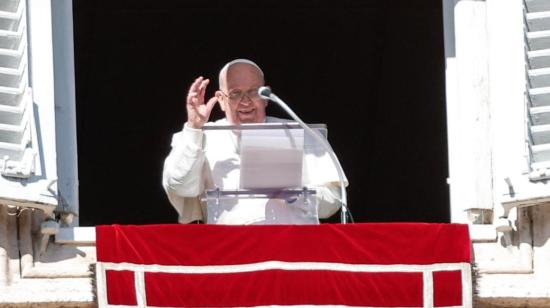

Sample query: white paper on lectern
[239,128,304,189]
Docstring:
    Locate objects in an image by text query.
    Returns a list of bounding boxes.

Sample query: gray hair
[218,58,264,90]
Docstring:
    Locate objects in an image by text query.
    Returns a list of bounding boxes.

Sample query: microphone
[258,87,352,224]
[258,86,272,98]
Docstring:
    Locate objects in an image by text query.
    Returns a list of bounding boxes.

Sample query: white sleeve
[316,183,343,219]
[162,124,207,222]
[303,151,348,219]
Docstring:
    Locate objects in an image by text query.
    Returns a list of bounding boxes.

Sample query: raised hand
[186,76,218,129]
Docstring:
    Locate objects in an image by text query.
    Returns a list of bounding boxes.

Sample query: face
[217,63,267,125]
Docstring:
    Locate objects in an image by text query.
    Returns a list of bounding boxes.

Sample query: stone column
[18,208,34,276]
[0,205,8,286]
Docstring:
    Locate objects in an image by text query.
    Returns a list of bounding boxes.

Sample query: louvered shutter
[526,0,550,180]
[0,0,57,210]
[0,0,36,178]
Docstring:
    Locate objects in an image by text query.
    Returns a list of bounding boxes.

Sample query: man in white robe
[162,59,346,224]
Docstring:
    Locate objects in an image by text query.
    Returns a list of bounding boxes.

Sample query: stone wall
[0,204,95,307]
[475,204,550,306]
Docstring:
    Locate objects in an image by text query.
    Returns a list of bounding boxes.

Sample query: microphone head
[258,86,272,99]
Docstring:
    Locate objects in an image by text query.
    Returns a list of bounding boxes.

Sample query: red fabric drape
[96,223,471,307]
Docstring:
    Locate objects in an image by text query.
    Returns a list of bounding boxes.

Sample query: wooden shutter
[0,0,36,179]
[0,0,57,210]
[526,0,550,180]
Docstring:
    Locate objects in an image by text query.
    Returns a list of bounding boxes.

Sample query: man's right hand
[186,76,218,129]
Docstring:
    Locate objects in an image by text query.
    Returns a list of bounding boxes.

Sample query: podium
[95,223,473,307]
[204,187,319,224]
[201,122,335,225]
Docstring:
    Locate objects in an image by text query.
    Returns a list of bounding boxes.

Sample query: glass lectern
[201,123,328,225]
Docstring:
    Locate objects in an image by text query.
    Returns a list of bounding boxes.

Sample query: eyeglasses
[220,88,261,102]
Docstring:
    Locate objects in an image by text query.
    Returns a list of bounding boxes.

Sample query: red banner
[96,223,471,307]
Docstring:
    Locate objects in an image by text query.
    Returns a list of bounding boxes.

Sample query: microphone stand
[259,87,352,224]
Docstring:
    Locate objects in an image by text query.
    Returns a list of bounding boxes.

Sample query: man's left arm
[316,183,343,218]
[303,150,348,219]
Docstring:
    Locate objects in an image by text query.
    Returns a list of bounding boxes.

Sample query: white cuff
[182,122,204,149]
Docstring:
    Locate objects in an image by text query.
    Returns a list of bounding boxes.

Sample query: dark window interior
[73,0,449,225]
